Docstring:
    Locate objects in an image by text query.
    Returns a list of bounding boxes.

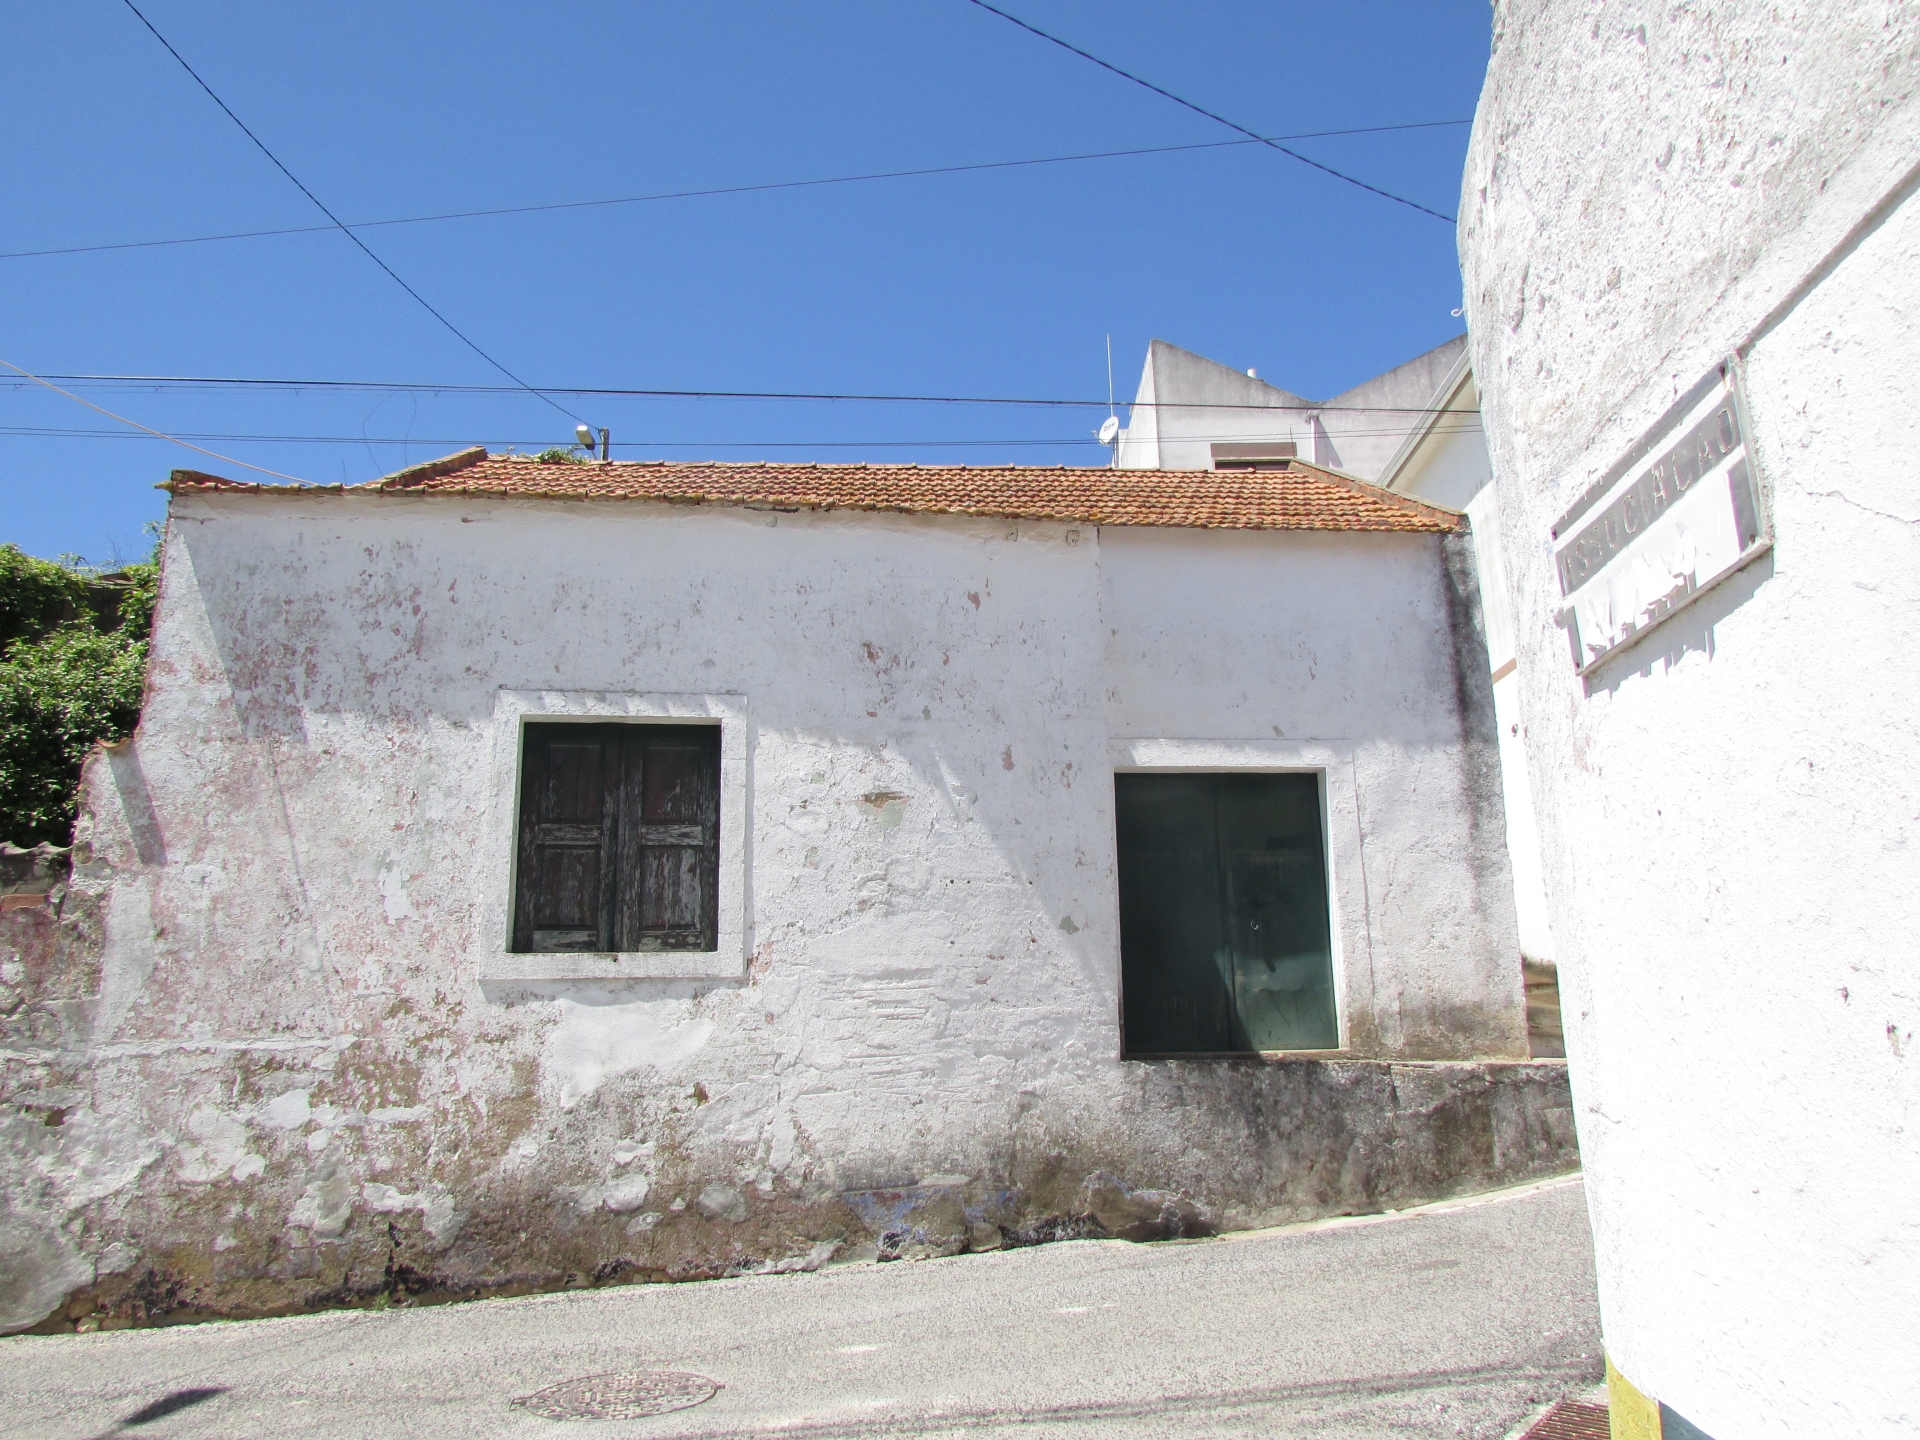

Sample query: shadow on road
[87,1387,227,1437]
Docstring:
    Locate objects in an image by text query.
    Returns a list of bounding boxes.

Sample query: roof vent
[1210,441,1297,470]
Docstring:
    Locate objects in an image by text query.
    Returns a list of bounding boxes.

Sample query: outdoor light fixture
[574,423,611,460]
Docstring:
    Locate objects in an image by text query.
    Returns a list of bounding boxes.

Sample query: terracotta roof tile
[165,449,1461,534]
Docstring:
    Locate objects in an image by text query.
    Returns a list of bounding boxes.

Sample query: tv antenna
[1106,333,1115,420]
[1097,334,1121,466]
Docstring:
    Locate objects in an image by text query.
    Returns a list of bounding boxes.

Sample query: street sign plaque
[1551,367,1769,674]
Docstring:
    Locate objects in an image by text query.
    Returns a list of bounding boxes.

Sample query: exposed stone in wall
[1,931,1574,1332]
[0,859,1573,1334]
[0,844,70,907]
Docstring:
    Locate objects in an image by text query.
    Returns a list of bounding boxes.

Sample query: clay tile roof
[164,449,1462,534]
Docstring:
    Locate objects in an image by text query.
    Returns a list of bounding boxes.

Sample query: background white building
[1114,335,1466,480]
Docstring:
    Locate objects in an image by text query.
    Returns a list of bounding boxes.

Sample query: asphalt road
[0,1175,1599,1440]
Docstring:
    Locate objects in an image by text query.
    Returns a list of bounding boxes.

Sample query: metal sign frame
[1552,363,1771,675]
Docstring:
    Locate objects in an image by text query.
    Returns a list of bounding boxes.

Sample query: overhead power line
[1,425,1088,450]
[0,354,308,483]
[3,373,1479,416]
[0,121,1469,263]
[1,422,1483,449]
[960,0,1458,225]
[117,0,583,425]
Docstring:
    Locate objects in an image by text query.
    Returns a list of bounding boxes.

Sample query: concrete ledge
[478,951,745,982]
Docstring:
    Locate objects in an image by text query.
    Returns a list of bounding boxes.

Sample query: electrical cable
[117,0,585,426]
[1,374,1479,415]
[0,426,1094,450]
[0,121,1469,264]
[0,354,308,482]
[959,0,1458,224]
[0,422,1483,449]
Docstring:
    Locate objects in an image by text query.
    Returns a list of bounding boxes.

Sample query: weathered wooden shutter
[513,726,618,952]
[614,725,720,951]
[513,723,720,953]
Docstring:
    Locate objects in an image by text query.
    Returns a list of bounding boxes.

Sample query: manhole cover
[513,1370,721,1421]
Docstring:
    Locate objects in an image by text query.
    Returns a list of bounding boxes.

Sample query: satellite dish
[1098,416,1121,446]
[575,423,594,448]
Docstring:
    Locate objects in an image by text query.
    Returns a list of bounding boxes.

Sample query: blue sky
[3,1,1491,564]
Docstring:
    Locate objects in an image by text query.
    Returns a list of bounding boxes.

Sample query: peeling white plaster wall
[544,1001,715,1111]
[131,495,1519,1067]
[0,494,1546,1327]
[1462,5,1920,1436]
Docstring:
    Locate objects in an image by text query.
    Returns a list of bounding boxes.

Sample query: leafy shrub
[0,545,158,846]
[0,545,90,650]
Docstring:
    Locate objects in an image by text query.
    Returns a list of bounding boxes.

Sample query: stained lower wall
[1,874,1572,1329]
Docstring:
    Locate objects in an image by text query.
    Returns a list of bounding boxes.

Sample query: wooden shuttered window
[512,722,720,953]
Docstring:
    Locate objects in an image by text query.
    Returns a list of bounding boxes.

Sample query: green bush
[0,545,158,846]
[0,545,90,650]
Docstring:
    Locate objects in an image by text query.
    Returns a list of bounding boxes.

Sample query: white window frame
[1107,736,1371,1055]
[477,689,750,982]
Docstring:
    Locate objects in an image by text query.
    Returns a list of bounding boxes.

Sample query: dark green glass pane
[1217,773,1338,1050]
[1115,773,1234,1054]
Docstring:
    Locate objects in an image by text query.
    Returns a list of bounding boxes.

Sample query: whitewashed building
[0,448,1576,1329]
[1114,337,1560,983]
[1462,4,1920,1437]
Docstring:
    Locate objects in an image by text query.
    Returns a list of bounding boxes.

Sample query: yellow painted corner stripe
[1605,1356,1662,1440]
